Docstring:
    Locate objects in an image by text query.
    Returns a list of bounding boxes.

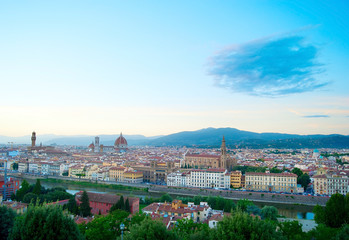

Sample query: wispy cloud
[208,36,328,97]
[303,115,330,118]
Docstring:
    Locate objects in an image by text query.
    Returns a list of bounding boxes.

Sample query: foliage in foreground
[313,193,349,228]
[0,206,16,240]
[8,204,83,240]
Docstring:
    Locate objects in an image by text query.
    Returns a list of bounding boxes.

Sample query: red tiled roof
[185,154,220,158]
[76,191,138,205]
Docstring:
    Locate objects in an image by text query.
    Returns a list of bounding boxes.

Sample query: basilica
[182,136,237,170]
[88,132,128,153]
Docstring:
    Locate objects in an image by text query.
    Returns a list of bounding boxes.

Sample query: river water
[28,179,314,220]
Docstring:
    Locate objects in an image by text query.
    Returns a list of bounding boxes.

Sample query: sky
[0,0,348,137]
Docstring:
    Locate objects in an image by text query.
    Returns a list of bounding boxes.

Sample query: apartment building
[109,166,126,182]
[167,171,190,187]
[314,171,349,195]
[245,172,297,193]
[313,174,328,195]
[124,170,143,183]
[230,170,242,188]
[190,168,230,189]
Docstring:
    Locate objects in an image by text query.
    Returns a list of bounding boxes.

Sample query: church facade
[182,137,236,170]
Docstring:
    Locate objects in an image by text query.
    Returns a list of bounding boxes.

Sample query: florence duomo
[88,132,128,153]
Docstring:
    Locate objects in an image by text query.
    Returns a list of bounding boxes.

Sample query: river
[27,179,314,220]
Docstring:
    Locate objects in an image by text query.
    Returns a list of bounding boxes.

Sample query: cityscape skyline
[1,1,348,137]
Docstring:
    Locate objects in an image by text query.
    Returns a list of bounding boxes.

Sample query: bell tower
[221,136,227,156]
[95,136,100,152]
[31,131,36,147]
[220,136,227,169]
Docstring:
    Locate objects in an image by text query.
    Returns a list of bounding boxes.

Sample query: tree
[160,193,173,203]
[314,193,347,228]
[261,206,278,221]
[173,218,210,240]
[313,204,326,225]
[8,204,83,240]
[33,179,42,195]
[22,192,38,204]
[82,209,129,240]
[291,168,303,178]
[13,179,30,201]
[123,217,178,240]
[67,197,79,215]
[79,190,92,217]
[334,224,349,240]
[0,206,16,240]
[12,163,18,170]
[246,205,261,216]
[298,173,311,190]
[279,220,305,240]
[110,195,127,213]
[119,195,125,210]
[236,199,253,212]
[324,193,346,228]
[211,210,283,240]
[223,199,234,212]
[307,224,339,240]
[270,167,282,173]
[125,198,130,213]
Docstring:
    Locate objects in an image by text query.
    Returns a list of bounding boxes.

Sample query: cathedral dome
[114,132,128,148]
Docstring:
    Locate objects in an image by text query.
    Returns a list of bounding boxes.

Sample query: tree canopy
[210,210,283,240]
[123,217,178,240]
[0,206,16,240]
[8,204,83,240]
[314,193,349,228]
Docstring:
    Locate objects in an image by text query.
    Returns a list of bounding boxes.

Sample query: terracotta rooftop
[76,191,138,205]
[185,154,220,158]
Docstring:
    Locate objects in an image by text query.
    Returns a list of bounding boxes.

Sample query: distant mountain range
[1,128,348,148]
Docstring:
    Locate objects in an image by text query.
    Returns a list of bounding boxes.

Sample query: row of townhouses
[167,169,300,193]
[313,170,349,195]
[167,168,231,189]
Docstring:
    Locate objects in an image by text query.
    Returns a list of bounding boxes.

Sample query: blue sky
[0,0,348,136]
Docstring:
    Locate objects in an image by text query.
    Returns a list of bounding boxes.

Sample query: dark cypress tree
[125,198,130,213]
[79,191,92,217]
[119,195,125,210]
[33,179,42,195]
[67,197,79,215]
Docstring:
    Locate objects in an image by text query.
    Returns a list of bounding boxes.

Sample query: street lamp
[120,222,125,240]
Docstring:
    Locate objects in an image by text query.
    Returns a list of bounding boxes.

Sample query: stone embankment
[149,185,329,206]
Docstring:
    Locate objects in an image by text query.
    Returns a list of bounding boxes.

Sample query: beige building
[313,174,328,195]
[68,165,85,178]
[230,170,242,188]
[124,170,143,183]
[314,171,349,196]
[133,161,176,183]
[109,166,126,182]
[245,172,297,193]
